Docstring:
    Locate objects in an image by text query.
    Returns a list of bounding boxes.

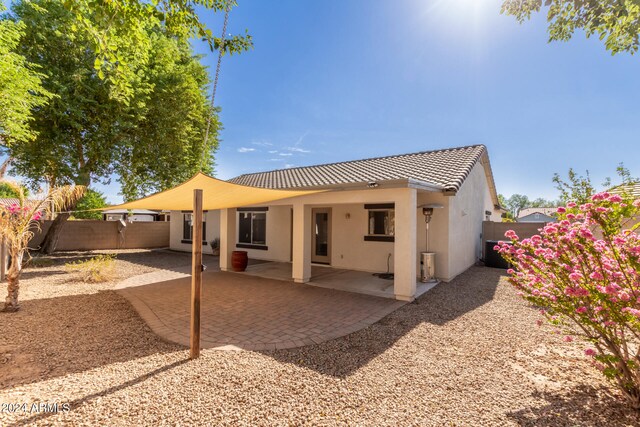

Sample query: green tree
[553,163,638,204]
[0,182,29,198]
[529,197,560,208]
[0,4,51,144]
[553,168,596,204]
[117,33,221,200]
[502,0,640,55]
[73,188,107,219]
[498,194,515,221]
[506,193,530,218]
[63,0,252,100]
[3,0,220,252]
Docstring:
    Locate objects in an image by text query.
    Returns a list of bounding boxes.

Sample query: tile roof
[0,198,42,208]
[0,198,20,207]
[610,182,640,198]
[518,207,558,218]
[229,144,489,192]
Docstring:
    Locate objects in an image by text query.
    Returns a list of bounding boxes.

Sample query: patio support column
[393,188,417,301]
[220,208,237,271]
[292,203,312,283]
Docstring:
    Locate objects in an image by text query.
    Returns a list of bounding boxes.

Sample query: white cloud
[237,147,256,153]
[286,147,311,153]
[279,152,293,157]
[268,150,278,154]
[285,164,295,169]
[268,158,284,162]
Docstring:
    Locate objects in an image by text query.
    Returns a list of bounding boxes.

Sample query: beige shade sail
[106,172,322,211]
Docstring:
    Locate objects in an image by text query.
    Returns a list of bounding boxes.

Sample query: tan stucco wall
[446,162,502,281]
[330,204,395,273]
[249,189,422,272]
[169,210,220,254]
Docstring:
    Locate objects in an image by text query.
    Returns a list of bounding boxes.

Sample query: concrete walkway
[116,270,406,351]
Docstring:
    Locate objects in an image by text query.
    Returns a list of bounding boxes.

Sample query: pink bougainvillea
[2,203,43,221]
[497,192,640,409]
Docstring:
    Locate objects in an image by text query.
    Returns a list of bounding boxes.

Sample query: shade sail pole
[190,189,203,359]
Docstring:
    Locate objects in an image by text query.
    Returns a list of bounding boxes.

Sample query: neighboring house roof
[517,207,558,218]
[230,144,500,206]
[610,182,640,198]
[0,198,21,207]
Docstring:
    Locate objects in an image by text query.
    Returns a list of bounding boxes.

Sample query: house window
[182,213,206,243]
[238,211,267,247]
[364,203,395,242]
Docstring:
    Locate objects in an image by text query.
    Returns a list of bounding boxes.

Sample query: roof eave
[273,178,445,192]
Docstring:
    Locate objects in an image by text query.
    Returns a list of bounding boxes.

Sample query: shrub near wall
[497,194,640,409]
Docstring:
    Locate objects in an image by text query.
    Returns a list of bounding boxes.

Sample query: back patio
[238,260,437,299]
[116,269,406,351]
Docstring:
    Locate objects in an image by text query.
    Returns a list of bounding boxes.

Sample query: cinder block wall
[29,221,169,251]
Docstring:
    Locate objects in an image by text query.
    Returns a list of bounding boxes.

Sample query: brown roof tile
[229,144,488,191]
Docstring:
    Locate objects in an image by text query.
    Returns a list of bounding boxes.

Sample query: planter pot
[231,250,248,272]
[211,248,220,256]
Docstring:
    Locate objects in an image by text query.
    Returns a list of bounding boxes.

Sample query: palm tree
[0,181,84,311]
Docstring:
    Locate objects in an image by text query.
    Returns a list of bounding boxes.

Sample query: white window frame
[182,212,207,243]
[367,208,395,237]
[238,211,267,246]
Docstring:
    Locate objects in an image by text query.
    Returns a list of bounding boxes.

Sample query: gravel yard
[0,250,637,426]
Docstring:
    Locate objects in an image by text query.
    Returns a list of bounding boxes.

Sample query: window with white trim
[238,211,266,246]
[182,213,206,243]
[364,203,395,242]
[368,209,395,236]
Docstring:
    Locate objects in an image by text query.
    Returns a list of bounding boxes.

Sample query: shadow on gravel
[506,385,638,426]
[267,266,502,377]
[5,358,189,427]
[0,290,184,392]
[17,249,220,281]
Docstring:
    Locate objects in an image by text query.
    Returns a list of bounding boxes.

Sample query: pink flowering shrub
[496,192,640,409]
[3,203,42,220]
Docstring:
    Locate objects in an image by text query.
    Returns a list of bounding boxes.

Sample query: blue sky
[10,0,640,203]
[174,0,639,205]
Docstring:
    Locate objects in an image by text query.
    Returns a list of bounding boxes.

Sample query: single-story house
[516,207,557,223]
[168,144,502,301]
[102,209,169,222]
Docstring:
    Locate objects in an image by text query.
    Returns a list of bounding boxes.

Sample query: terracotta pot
[231,251,248,272]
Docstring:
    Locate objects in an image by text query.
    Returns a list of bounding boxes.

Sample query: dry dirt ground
[0,250,638,426]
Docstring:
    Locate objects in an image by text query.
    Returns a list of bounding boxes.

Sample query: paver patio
[116,270,406,351]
